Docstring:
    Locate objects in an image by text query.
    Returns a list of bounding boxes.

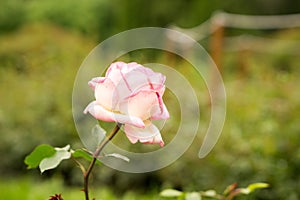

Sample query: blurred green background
[1,0,300,199]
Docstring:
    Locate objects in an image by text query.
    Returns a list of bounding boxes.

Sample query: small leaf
[160,189,183,197]
[238,183,269,195]
[247,183,269,192]
[238,188,251,195]
[185,192,201,200]
[92,124,106,146]
[72,149,93,161]
[72,149,101,165]
[54,145,71,152]
[104,153,130,162]
[200,190,219,198]
[25,144,56,169]
[39,145,71,173]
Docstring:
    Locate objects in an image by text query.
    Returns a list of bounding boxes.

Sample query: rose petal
[122,66,165,93]
[105,62,125,85]
[107,62,137,75]
[147,73,166,91]
[151,103,169,120]
[84,101,145,128]
[105,62,139,101]
[106,62,140,85]
[151,90,169,120]
[88,77,106,90]
[111,63,166,100]
[124,123,164,147]
[115,69,150,100]
[125,134,138,144]
[119,90,158,120]
[95,78,118,110]
[143,133,165,147]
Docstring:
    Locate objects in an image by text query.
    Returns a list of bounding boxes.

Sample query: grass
[0,176,160,200]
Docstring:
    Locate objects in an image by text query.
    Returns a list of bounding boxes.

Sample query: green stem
[83,123,122,200]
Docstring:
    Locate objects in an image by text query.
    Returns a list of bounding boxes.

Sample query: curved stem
[83,123,122,200]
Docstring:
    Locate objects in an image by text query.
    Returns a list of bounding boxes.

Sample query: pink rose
[84,62,169,147]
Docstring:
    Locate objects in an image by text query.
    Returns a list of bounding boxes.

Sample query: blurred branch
[223,35,300,55]
[170,11,300,36]
[168,11,300,55]
[218,12,300,29]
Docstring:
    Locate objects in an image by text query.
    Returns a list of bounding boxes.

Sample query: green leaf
[238,183,269,195]
[24,144,56,169]
[39,145,71,173]
[247,183,269,192]
[200,190,218,198]
[105,153,130,162]
[72,149,93,161]
[72,149,101,165]
[160,189,183,197]
[185,192,201,200]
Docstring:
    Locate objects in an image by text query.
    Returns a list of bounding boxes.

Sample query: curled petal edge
[88,77,106,90]
[84,101,145,128]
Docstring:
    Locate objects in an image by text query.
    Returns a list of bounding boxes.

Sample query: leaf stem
[72,157,86,174]
[83,123,122,200]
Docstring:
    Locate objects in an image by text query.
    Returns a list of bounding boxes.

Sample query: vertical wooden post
[207,14,225,106]
[210,17,225,73]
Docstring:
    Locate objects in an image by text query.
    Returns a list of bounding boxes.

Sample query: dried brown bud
[49,194,63,200]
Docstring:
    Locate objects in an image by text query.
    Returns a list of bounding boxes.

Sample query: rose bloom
[84,62,169,147]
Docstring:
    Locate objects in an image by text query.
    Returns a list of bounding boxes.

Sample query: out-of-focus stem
[83,123,121,200]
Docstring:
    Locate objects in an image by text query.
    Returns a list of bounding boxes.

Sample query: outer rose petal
[106,62,138,77]
[106,62,140,85]
[151,103,169,120]
[124,123,164,147]
[150,89,169,120]
[105,62,126,85]
[147,73,166,91]
[95,78,118,110]
[84,101,145,128]
[88,77,106,90]
[143,133,164,147]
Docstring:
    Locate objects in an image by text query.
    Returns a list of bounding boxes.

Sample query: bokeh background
[1,0,300,199]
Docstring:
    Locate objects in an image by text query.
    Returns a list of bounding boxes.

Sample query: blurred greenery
[1,0,300,200]
[0,176,158,200]
[1,0,300,40]
[0,23,94,175]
